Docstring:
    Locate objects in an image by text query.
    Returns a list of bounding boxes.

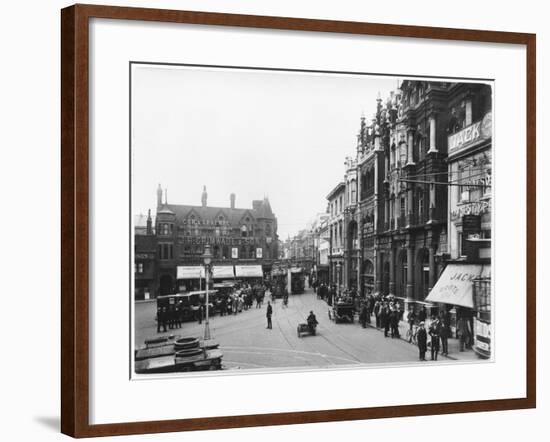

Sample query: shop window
[474,279,491,322]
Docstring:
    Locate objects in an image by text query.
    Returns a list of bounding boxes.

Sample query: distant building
[326,182,346,291]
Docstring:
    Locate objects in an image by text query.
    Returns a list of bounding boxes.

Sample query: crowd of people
[313,281,475,361]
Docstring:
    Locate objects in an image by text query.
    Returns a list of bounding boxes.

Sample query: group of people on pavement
[316,284,476,361]
[410,306,474,361]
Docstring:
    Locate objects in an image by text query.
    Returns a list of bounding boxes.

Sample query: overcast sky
[132,65,397,239]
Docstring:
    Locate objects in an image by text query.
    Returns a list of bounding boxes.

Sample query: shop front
[212,265,235,280]
[235,265,264,284]
[176,265,205,292]
[425,262,492,358]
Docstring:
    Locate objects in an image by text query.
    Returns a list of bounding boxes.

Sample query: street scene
[132,64,492,375]
[135,286,478,372]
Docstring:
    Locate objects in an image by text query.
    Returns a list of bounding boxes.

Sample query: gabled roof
[161,203,274,226]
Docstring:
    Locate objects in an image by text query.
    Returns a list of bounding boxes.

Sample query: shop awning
[425,263,488,308]
[290,267,303,273]
[177,266,205,279]
[235,265,263,278]
[212,266,235,279]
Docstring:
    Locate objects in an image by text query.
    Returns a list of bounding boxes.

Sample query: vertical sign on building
[256,248,263,259]
[232,247,238,259]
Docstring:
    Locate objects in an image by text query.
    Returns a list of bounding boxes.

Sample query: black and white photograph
[131,64,493,376]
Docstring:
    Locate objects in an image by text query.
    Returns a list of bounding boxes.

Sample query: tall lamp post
[202,244,213,341]
[336,261,342,296]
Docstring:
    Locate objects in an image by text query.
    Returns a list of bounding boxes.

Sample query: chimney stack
[230,193,236,209]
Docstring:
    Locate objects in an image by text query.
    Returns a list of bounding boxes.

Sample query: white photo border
[89,18,526,425]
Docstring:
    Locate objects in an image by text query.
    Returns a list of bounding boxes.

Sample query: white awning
[235,265,263,278]
[176,266,205,279]
[425,263,488,308]
[290,267,303,274]
[212,266,235,279]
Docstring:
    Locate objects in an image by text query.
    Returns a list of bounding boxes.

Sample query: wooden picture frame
[61,3,536,437]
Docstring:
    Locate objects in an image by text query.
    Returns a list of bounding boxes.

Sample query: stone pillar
[375,249,383,294]
[385,199,389,230]
[407,187,414,227]
[389,248,395,295]
[428,115,438,154]
[428,246,436,291]
[407,131,415,165]
[429,181,436,222]
[465,99,473,126]
[406,246,414,300]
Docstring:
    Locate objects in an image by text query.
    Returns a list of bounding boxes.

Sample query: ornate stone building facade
[329,80,493,314]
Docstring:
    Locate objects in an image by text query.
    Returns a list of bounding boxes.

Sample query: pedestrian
[440,315,450,356]
[390,304,400,338]
[418,305,427,323]
[157,306,167,333]
[197,303,203,325]
[417,321,428,361]
[283,291,289,308]
[359,302,368,328]
[429,316,441,360]
[266,301,273,329]
[407,307,416,342]
[457,315,471,352]
[374,299,381,328]
[381,304,390,337]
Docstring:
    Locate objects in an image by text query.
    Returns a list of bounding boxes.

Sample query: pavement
[135,288,479,371]
[363,316,479,362]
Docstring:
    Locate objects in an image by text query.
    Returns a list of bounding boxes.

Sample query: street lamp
[336,261,342,296]
[202,244,213,341]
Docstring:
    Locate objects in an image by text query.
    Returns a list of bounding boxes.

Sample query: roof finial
[201,185,208,207]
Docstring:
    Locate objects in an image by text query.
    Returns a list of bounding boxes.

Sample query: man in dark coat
[380,304,389,337]
[429,317,441,360]
[417,321,428,361]
[266,301,273,329]
[157,306,167,333]
[359,302,368,328]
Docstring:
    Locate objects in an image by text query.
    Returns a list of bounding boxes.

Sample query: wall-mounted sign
[451,200,491,221]
[180,236,258,245]
[256,248,263,258]
[448,112,492,155]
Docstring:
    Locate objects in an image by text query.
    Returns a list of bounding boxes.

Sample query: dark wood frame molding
[61,3,536,437]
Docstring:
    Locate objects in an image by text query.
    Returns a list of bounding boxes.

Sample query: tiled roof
[162,200,275,226]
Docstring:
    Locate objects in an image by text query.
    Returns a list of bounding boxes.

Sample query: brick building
[134,185,278,298]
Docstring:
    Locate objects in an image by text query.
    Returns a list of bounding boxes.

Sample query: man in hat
[429,316,441,361]
[417,321,428,361]
[266,301,273,329]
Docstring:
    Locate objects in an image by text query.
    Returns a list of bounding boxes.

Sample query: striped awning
[425,264,489,308]
[235,265,263,278]
[212,266,235,279]
[176,266,205,279]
